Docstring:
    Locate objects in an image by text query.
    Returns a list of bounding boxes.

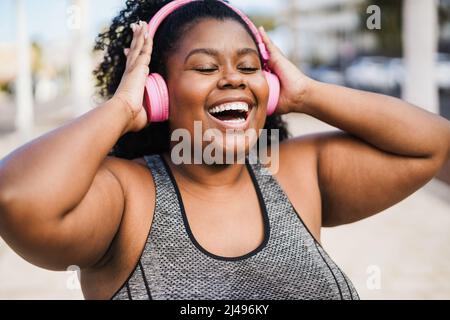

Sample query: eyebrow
[184,47,259,64]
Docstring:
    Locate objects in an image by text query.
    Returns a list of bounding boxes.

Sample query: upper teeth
[209,102,249,114]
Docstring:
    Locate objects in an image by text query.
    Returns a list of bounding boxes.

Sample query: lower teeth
[222,118,245,123]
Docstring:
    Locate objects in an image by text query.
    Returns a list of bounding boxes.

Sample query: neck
[161,151,248,194]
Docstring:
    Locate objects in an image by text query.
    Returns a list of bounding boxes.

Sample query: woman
[0,0,449,300]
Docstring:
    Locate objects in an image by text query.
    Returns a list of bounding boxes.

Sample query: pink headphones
[143,0,280,123]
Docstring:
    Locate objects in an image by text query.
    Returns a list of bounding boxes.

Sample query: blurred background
[0,0,449,299]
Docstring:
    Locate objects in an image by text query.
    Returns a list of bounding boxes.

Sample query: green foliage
[439,0,450,26]
[248,15,276,32]
[0,82,13,95]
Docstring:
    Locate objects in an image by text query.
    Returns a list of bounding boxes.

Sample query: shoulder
[98,155,157,250]
[98,156,157,208]
[261,132,322,177]
[257,134,325,242]
[271,130,359,197]
[100,156,154,186]
[261,131,353,241]
[81,156,156,299]
[273,130,352,174]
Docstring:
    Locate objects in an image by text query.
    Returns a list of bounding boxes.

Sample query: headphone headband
[146,0,271,64]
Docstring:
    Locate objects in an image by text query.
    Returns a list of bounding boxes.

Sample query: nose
[217,67,246,90]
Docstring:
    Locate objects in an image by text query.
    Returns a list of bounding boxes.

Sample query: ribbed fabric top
[111,154,359,300]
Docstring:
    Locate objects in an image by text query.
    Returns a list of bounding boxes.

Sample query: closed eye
[195,68,217,73]
[239,67,259,73]
[194,67,259,73]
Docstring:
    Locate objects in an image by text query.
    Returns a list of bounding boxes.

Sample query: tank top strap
[141,153,193,253]
[143,154,181,218]
[245,154,301,237]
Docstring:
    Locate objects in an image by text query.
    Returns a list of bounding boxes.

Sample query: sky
[0,0,281,45]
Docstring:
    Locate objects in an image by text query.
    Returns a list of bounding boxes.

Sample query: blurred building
[0,40,76,103]
[280,0,366,66]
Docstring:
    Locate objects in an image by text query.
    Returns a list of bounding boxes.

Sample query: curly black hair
[93,0,290,160]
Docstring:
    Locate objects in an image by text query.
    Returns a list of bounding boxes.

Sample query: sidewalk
[0,113,449,299]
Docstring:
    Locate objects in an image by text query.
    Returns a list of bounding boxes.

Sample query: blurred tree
[439,0,450,52]
[359,0,403,56]
[359,0,449,55]
[439,0,450,26]
[248,15,276,32]
[0,83,13,95]
[31,42,43,74]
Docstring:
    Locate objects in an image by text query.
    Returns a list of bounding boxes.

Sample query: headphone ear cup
[144,71,276,121]
[144,73,170,123]
[263,70,280,116]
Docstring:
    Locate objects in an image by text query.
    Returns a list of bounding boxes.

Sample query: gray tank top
[111,154,359,300]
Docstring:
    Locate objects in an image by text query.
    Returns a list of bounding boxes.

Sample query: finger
[258,26,275,54]
[129,21,145,49]
[128,22,140,52]
[128,21,147,67]
[259,26,284,58]
[135,34,153,68]
[125,22,140,68]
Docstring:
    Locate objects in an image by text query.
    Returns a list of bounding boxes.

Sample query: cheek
[167,76,212,123]
[253,74,270,120]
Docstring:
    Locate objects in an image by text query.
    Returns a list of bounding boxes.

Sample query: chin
[201,132,258,165]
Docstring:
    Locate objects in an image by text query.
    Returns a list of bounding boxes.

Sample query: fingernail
[131,23,137,32]
[124,48,130,56]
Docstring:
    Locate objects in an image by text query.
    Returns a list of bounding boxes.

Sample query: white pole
[286,0,301,66]
[71,0,93,117]
[15,0,34,136]
[402,0,439,113]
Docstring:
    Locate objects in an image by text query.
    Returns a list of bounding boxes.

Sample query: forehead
[175,18,258,58]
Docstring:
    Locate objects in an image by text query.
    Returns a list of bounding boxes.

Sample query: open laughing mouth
[206,101,254,130]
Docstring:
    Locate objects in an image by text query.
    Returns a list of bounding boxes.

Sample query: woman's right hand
[113,20,153,134]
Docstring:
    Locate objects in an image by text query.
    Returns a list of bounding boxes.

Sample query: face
[165,18,269,163]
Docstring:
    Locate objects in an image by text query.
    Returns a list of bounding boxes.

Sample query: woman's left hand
[258,26,313,115]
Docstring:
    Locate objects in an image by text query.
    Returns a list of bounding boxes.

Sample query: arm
[302,82,450,227]
[0,21,153,270]
[0,99,129,270]
[258,27,450,227]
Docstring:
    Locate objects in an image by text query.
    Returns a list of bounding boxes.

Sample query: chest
[82,153,322,299]
[107,156,351,300]
[180,184,266,258]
